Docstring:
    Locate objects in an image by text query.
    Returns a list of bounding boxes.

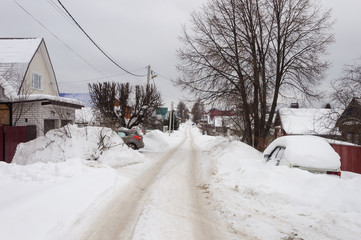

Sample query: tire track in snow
[77,126,231,239]
[77,133,188,240]
[187,128,222,239]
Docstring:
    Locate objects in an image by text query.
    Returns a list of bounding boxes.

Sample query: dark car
[115,128,144,150]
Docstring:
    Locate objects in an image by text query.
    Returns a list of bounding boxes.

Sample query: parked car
[263,135,341,176]
[115,128,144,150]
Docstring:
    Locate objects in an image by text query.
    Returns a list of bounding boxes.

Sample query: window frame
[267,146,286,166]
[32,72,42,90]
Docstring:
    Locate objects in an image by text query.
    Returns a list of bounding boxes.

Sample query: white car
[264,136,341,176]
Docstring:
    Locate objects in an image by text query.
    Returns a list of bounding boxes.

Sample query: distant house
[200,109,236,135]
[336,97,361,145]
[274,107,340,139]
[0,38,83,136]
[208,109,235,127]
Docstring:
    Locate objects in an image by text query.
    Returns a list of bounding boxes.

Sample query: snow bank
[143,130,170,152]
[0,159,119,240]
[12,125,145,167]
[193,130,361,239]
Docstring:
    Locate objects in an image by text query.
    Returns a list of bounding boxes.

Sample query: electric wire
[56,0,147,78]
[47,0,76,27]
[13,0,115,82]
[60,67,147,84]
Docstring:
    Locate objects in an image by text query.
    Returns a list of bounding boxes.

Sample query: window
[117,132,126,137]
[267,147,285,166]
[32,73,42,90]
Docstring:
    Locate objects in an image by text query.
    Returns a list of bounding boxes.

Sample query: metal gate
[331,144,361,174]
[0,125,36,163]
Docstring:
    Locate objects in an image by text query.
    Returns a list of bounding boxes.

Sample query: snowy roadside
[0,125,150,240]
[191,127,361,239]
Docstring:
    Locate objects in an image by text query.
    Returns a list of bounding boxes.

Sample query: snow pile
[193,130,361,239]
[143,130,170,152]
[0,159,119,240]
[12,125,145,167]
[264,135,341,169]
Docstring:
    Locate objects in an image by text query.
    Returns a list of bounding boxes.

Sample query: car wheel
[128,143,137,150]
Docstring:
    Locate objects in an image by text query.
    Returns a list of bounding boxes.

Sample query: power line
[60,67,147,84]
[56,0,147,78]
[153,71,173,82]
[13,0,114,82]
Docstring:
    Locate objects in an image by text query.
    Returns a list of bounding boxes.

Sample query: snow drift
[12,125,144,167]
[143,130,170,152]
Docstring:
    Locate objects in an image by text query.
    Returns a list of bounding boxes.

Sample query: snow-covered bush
[12,125,144,166]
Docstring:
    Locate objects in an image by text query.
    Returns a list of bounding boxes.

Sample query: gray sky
[1,0,361,108]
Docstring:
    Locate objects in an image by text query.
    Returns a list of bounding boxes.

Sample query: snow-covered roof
[278,108,340,135]
[12,94,83,107]
[0,38,43,99]
[0,38,42,63]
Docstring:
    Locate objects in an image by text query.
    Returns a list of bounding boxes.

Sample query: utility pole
[146,65,151,87]
[169,102,173,136]
[144,65,151,135]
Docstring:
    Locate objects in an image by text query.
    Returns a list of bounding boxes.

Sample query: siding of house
[22,42,58,96]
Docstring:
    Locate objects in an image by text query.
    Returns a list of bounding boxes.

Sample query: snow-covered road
[75,126,233,240]
[1,124,361,240]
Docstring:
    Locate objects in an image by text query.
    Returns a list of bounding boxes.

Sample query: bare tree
[191,99,204,124]
[89,82,162,129]
[330,58,361,143]
[176,101,190,123]
[331,58,361,108]
[177,0,334,150]
[0,63,33,126]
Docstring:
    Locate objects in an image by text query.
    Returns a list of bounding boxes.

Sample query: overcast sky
[1,0,361,108]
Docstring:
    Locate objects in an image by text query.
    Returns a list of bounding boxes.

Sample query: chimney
[290,103,299,108]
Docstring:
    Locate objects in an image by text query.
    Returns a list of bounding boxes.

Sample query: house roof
[0,38,59,100]
[209,109,235,120]
[10,94,83,108]
[0,38,42,63]
[277,108,340,135]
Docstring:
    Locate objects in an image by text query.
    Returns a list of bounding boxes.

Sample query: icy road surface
[76,126,235,240]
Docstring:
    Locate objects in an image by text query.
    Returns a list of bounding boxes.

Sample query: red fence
[0,126,36,163]
[330,144,361,174]
[0,126,3,163]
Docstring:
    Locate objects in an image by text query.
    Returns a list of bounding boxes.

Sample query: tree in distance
[89,82,162,129]
[176,101,190,123]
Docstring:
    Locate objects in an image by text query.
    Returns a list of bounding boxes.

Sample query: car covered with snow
[263,135,341,176]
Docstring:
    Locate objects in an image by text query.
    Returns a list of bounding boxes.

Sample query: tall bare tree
[191,99,204,124]
[176,101,190,123]
[89,82,162,129]
[177,0,334,150]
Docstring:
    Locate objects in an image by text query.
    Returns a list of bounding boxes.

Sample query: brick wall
[12,100,76,137]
